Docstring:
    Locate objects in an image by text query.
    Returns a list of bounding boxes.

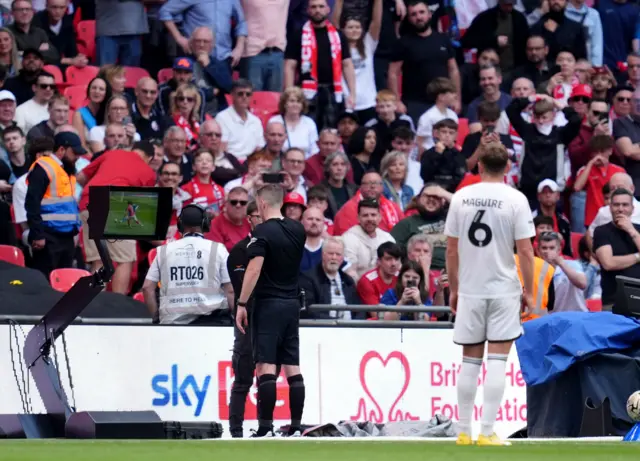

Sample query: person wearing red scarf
[181,149,226,217]
[283,0,356,128]
[333,171,403,235]
[171,83,202,150]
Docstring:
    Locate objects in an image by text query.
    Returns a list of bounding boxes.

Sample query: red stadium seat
[65,65,99,86]
[456,118,469,146]
[251,91,280,115]
[0,244,24,267]
[124,67,150,88]
[586,298,602,312]
[157,68,173,84]
[50,268,92,292]
[64,85,88,110]
[148,247,158,265]
[571,232,583,258]
[9,205,23,247]
[133,292,145,303]
[75,20,96,62]
[44,64,63,83]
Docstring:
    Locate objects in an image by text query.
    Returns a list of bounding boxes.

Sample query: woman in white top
[88,95,140,154]
[269,86,319,159]
[333,0,383,125]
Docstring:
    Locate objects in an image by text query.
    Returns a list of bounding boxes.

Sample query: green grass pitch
[1,440,638,461]
[104,195,158,236]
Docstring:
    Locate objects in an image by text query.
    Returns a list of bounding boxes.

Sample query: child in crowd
[590,66,616,102]
[420,119,466,192]
[573,135,625,228]
[365,90,415,152]
[416,77,458,153]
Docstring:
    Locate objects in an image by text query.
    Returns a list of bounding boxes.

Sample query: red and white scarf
[301,20,343,103]
[174,114,200,147]
[355,191,401,228]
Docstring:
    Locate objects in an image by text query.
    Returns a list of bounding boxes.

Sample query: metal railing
[0,304,454,328]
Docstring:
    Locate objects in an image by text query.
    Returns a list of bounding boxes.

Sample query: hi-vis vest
[515,255,555,321]
[27,156,80,234]
[157,237,225,324]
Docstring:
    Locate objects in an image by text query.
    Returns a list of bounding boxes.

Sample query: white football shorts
[453,294,523,345]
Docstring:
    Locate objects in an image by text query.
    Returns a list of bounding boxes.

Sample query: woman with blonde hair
[0,28,20,76]
[268,86,319,158]
[170,83,203,149]
[380,150,414,211]
[88,94,140,153]
[98,64,127,96]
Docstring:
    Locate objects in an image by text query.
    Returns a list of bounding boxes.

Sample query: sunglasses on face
[617,97,632,102]
[592,110,607,117]
[178,96,195,103]
[38,83,55,90]
[571,96,590,103]
[229,200,248,207]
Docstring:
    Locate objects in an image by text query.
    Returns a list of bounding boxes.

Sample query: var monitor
[87,186,173,240]
[615,275,640,319]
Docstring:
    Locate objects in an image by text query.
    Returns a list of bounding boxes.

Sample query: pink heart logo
[350,351,419,422]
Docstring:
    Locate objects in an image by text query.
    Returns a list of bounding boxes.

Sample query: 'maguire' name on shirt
[461,198,504,209]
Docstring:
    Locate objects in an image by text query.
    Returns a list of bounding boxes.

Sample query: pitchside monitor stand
[0,239,165,439]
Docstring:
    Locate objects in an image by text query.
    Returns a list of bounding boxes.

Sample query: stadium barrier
[0,315,527,438]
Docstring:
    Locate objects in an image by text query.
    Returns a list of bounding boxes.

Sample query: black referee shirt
[227,235,250,306]
[246,217,305,300]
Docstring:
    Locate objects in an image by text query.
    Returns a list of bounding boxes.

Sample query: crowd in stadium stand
[2,0,640,321]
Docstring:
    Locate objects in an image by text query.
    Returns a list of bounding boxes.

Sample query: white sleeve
[513,194,536,240]
[14,106,26,132]
[218,245,230,284]
[215,113,230,142]
[416,112,432,137]
[88,126,104,143]
[365,33,379,53]
[12,179,27,223]
[308,118,319,155]
[588,208,606,237]
[444,196,460,238]
[146,249,161,282]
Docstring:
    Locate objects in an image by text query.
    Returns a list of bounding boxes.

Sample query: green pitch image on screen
[104,191,158,237]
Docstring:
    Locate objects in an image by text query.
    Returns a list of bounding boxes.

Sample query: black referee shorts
[251,297,300,366]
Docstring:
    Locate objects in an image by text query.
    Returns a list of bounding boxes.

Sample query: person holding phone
[380,261,434,321]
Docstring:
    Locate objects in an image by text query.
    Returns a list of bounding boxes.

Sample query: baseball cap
[570,84,593,100]
[0,90,16,102]
[22,48,44,60]
[537,179,560,193]
[173,57,194,72]
[54,132,87,156]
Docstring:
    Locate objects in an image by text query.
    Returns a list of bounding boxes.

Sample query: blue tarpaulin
[515,312,640,386]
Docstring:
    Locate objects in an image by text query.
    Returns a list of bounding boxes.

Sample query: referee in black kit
[235,184,306,438]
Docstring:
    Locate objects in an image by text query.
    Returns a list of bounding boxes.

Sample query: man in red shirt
[356,242,402,318]
[77,141,157,294]
[303,129,354,185]
[180,149,225,217]
[573,135,625,228]
[333,171,404,235]
[206,186,251,251]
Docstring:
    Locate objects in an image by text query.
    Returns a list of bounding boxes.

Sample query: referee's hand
[236,305,248,334]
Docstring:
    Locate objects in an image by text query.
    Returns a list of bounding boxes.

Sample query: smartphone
[598,112,609,123]
[485,125,495,134]
[262,173,285,184]
[406,280,417,288]
[122,116,132,126]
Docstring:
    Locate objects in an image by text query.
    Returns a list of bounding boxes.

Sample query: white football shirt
[444,182,535,298]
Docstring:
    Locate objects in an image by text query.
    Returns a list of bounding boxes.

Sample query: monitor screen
[104,190,158,237]
[615,275,640,319]
[88,186,173,240]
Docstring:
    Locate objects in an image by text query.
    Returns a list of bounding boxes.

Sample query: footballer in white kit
[444,182,535,344]
[443,143,535,446]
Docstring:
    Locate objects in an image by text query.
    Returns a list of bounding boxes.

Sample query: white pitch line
[205,436,624,443]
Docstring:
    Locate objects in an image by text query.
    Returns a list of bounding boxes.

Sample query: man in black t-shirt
[236,184,306,437]
[284,0,356,129]
[593,189,640,311]
[388,0,461,125]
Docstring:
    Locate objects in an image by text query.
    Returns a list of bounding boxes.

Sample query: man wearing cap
[8,1,59,64]
[132,77,174,141]
[24,132,83,276]
[76,141,158,294]
[531,179,573,257]
[4,48,45,105]
[143,204,234,325]
[156,58,207,121]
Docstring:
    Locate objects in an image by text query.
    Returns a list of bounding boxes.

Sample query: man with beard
[531,0,587,62]
[284,0,356,129]
[25,132,84,277]
[508,36,556,90]
[4,48,45,105]
[390,183,452,270]
[388,0,461,125]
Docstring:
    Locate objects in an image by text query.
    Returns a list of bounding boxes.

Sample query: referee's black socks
[288,374,305,433]
[257,374,277,433]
